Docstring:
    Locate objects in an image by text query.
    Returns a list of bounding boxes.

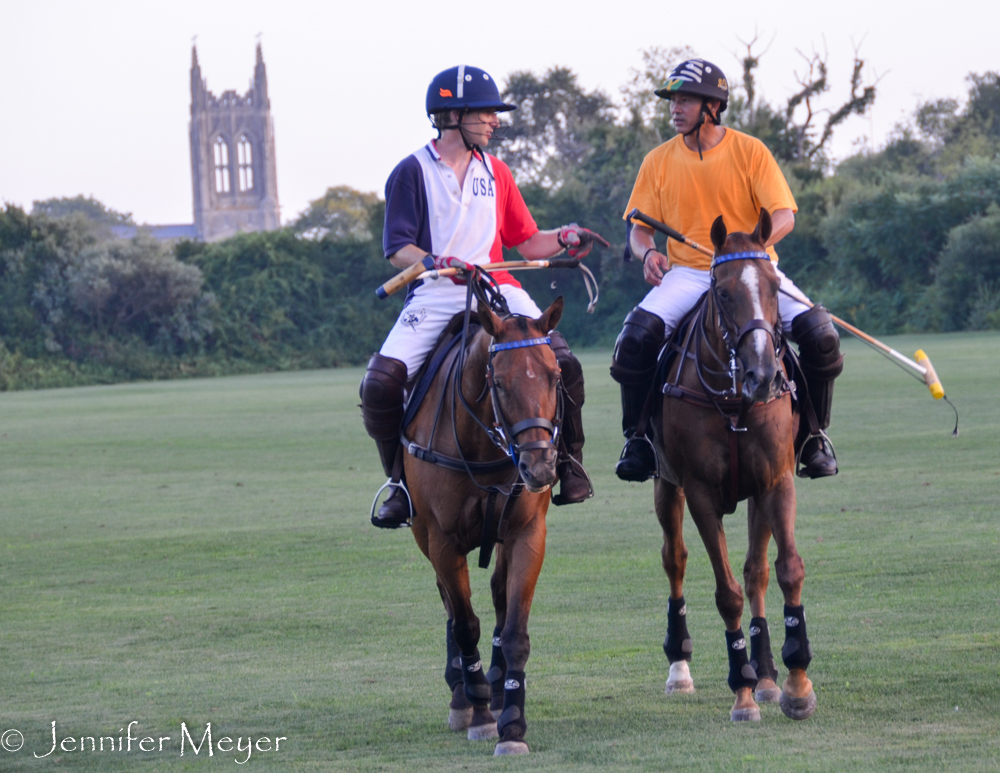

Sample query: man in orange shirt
[611,58,842,482]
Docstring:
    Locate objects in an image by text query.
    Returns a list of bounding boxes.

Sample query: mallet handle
[376,255,435,299]
[418,258,581,280]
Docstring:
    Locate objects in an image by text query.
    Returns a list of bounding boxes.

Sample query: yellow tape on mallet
[914,350,945,400]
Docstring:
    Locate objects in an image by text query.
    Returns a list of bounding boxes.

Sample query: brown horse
[652,209,817,722]
[402,294,565,756]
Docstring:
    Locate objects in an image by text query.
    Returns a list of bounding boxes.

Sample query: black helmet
[425,65,516,116]
[654,59,729,113]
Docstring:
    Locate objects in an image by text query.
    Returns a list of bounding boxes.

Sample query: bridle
[703,250,785,401]
[484,337,563,468]
[452,271,563,478]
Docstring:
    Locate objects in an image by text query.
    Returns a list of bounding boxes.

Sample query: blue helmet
[425,65,516,115]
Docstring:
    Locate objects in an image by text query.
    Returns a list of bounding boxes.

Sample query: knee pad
[549,331,584,403]
[611,308,666,386]
[360,354,407,442]
[791,306,843,380]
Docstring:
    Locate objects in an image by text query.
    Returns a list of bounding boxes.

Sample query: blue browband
[489,336,551,353]
[711,251,770,268]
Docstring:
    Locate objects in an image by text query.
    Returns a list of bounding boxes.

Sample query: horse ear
[754,207,772,246]
[538,296,564,333]
[710,216,728,252]
[477,300,503,337]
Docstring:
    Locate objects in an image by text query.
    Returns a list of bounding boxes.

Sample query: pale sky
[1,0,996,227]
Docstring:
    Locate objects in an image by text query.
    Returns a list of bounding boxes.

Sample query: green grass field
[1,332,998,771]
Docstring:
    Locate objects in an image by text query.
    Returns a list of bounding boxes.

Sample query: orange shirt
[623,129,797,270]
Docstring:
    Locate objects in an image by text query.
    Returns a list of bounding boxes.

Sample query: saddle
[632,296,821,512]
[400,311,515,476]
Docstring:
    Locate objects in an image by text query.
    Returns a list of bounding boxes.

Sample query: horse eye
[719,288,731,302]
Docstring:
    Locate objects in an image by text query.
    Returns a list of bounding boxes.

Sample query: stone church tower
[189,44,280,242]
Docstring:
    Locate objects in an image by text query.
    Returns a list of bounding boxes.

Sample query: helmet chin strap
[683,100,716,161]
[437,111,495,181]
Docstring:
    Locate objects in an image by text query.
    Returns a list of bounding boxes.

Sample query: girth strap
[479,483,524,569]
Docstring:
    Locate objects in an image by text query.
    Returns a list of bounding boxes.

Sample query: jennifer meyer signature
[2,721,286,764]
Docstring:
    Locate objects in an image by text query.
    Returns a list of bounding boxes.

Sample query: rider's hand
[432,255,472,285]
[558,224,610,260]
[642,249,669,287]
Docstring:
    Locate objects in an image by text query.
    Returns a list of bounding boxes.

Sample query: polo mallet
[626,208,958,435]
[376,257,600,312]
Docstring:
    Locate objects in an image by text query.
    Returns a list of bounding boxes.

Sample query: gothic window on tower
[214,137,231,193]
[238,136,254,191]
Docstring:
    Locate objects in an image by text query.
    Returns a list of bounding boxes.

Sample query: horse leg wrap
[726,629,758,693]
[444,619,463,692]
[749,617,779,683]
[663,596,693,663]
[461,651,492,705]
[497,669,527,743]
[485,626,507,712]
[359,354,408,477]
[780,604,813,671]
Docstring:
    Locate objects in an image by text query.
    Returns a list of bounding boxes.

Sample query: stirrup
[795,430,838,479]
[616,434,659,481]
[551,456,594,506]
[369,479,414,527]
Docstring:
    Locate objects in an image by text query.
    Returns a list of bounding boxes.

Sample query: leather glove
[432,255,473,285]
[557,224,610,260]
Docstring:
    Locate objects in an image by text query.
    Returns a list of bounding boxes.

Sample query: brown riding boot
[550,332,593,506]
[360,353,411,528]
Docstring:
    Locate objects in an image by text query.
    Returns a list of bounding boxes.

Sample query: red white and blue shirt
[383,142,538,295]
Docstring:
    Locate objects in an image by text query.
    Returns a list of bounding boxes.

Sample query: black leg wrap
[663,596,693,663]
[726,628,758,693]
[780,604,813,671]
[748,617,779,683]
[497,669,527,743]
[444,619,463,692]
[485,626,507,710]
[461,650,492,704]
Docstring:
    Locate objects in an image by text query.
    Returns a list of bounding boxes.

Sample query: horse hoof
[730,707,761,722]
[755,686,782,704]
[467,722,499,741]
[780,689,817,720]
[448,707,473,732]
[494,740,529,756]
[665,661,695,694]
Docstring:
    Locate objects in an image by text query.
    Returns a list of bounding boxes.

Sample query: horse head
[709,209,784,406]
[477,297,564,494]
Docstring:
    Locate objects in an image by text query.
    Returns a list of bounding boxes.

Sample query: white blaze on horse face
[740,263,769,358]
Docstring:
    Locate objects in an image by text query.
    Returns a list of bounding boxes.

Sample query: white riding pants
[380,280,542,378]
[636,265,813,338]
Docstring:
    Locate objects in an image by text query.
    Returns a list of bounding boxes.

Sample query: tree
[291,186,381,242]
[32,195,134,226]
[495,68,616,189]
